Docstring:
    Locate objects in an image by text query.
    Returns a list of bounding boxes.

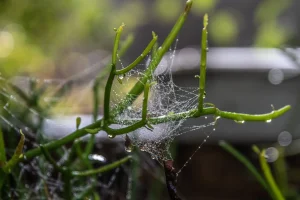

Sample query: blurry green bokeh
[254,0,293,47]
[255,21,289,47]
[154,0,181,23]
[192,0,218,14]
[0,0,145,78]
[0,0,296,78]
[209,11,239,45]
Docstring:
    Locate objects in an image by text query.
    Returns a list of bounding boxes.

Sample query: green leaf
[0,127,6,164]
[3,130,25,173]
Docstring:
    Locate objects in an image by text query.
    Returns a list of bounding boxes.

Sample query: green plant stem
[115,32,157,75]
[74,140,93,169]
[274,147,289,196]
[142,82,151,121]
[40,145,64,173]
[90,34,134,157]
[17,0,290,164]
[113,105,291,126]
[259,150,285,200]
[93,34,134,122]
[72,156,131,177]
[3,130,25,173]
[0,127,6,164]
[110,0,194,117]
[198,14,208,112]
[23,120,102,160]
[103,24,125,122]
[62,169,72,200]
[219,141,272,195]
[21,105,290,161]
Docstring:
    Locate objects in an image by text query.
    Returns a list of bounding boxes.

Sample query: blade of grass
[259,149,285,200]
[219,141,273,197]
[0,127,6,165]
[274,146,289,197]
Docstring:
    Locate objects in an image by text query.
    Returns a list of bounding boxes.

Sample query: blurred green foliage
[210,11,239,45]
[0,0,297,77]
[0,0,145,77]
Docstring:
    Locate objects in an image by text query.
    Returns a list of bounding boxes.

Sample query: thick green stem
[142,82,151,121]
[23,120,102,160]
[21,104,290,161]
[111,0,193,116]
[104,24,125,122]
[198,14,208,112]
[113,105,291,126]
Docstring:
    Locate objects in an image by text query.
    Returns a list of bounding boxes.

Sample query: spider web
[0,38,216,199]
[111,39,216,164]
[0,72,129,199]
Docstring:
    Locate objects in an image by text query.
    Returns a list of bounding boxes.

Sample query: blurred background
[1,0,300,199]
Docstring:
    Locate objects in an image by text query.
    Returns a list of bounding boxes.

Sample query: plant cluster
[0,0,291,199]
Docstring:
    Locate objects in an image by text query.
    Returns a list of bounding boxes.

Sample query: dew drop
[119,75,124,80]
[265,119,272,123]
[203,139,206,142]
[213,128,216,131]
[234,120,245,124]
[127,106,132,110]
[125,146,132,152]
[205,116,207,119]
[206,47,209,52]
[108,134,115,138]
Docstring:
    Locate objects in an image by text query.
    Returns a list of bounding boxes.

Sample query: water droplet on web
[213,128,216,131]
[205,116,207,119]
[119,75,124,80]
[127,106,132,110]
[108,134,115,138]
[265,119,272,123]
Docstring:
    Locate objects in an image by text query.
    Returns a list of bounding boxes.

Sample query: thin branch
[110,0,194,117]
[219,141,272,196]
[103,23,125,122]
[259,149,285,200]
[72,156,131,177]
[115,32,158,75]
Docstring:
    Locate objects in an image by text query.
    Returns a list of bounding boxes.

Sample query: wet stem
[17,0,290,163]
[6,2,290,198]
